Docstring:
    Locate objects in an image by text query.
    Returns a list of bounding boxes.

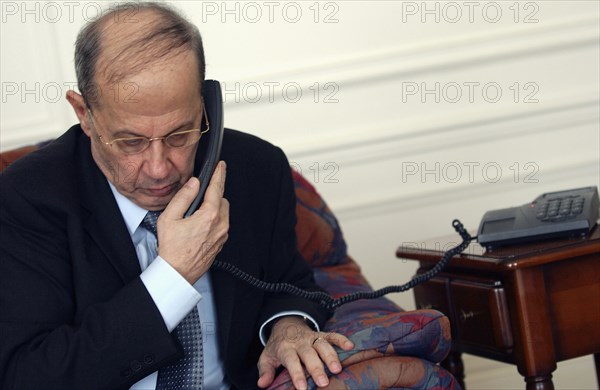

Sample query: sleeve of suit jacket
[256,147,330,326]
[214,130,332,388]
[219,130,331,328]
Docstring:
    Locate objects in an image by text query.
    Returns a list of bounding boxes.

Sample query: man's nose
[143,140,171,179]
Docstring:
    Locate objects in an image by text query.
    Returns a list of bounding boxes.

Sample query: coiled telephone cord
[213,219,473,311]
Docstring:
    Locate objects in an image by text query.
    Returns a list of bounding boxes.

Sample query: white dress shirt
[108,184,228,390]
[107,183,318,390]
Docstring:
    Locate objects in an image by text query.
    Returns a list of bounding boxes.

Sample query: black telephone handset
[184,80,472,311]
[184,80,224,217]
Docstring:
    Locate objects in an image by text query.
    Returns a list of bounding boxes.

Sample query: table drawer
[450,279,513,351]
[414,276,451,317]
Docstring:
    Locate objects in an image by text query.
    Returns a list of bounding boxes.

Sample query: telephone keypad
[535,195,585,222]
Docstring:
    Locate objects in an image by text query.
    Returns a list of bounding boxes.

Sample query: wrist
[271,315,315,335]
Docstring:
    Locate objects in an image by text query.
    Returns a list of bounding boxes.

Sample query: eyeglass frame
[86,104,210,155]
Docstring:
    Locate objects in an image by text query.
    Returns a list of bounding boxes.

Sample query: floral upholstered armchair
[0,143,460,389]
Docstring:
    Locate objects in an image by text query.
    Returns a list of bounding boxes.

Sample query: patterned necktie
[140,211,161,240]
[140,211,204,390]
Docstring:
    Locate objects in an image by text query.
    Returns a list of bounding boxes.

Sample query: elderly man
[0,2,352,389]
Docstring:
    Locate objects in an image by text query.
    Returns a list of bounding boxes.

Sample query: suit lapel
[210,248,237,354]
[194,138,238,353]
[76,132,142,283]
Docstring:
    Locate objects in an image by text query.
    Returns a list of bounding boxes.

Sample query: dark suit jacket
[0,125,330,390]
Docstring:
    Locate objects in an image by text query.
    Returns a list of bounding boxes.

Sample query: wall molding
[322,93,599,222]
[0,22,75,151]
[223,15,600,109]
[334,159,599,221]
[2,13,598,151]
[285,92,599,161]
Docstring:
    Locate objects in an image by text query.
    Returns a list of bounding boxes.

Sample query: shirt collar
[108,181,149,236]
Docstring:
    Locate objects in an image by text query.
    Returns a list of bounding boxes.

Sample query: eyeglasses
[88,107,210,155]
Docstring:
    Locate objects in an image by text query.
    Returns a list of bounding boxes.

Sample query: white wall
[1,1,598,388]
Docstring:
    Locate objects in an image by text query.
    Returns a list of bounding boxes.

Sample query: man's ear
[66,90,93,137]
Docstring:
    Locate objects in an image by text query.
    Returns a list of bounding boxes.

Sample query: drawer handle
[460,309,481,321]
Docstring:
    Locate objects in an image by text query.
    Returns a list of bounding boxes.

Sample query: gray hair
[74,1,205,109]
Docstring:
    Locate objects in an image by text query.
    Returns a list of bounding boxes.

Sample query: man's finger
[256,358,275,388]
[161,176,199,220]
[297,347,329,387]
[202,160,226,208]
[281,352,307,390]
[313,341,343,375]
[322,332,354,350]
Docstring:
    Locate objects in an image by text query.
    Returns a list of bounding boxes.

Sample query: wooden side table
[397,226,600,390]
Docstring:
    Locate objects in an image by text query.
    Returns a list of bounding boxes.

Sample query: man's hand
[157,161,229,284]
[257,316,354,389]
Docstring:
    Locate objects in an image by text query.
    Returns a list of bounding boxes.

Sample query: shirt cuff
[259,312,319,346]
[140,256,202,332]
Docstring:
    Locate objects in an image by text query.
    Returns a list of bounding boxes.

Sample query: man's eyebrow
[111,121,196,138]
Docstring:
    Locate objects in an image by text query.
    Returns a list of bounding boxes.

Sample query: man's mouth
[143,182,179,197]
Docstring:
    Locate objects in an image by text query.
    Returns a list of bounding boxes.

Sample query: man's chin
[130,193,175,211]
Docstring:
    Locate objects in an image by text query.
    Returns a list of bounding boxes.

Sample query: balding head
[74,2,205,110]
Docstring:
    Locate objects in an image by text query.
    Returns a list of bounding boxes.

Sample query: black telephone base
[477,186,599,248]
